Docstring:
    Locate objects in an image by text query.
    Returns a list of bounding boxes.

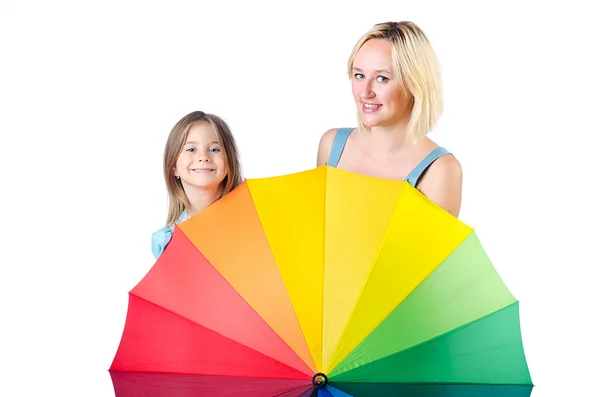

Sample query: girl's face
[174,121,227,193]
[351,38,412,128]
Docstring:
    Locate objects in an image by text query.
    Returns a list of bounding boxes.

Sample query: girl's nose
[197,151,211,162]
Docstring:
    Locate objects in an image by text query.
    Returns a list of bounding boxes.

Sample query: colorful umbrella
[109,166,533,396]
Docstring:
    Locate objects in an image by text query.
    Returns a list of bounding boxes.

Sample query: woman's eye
[377,76,389,83]
[354,73,365,80]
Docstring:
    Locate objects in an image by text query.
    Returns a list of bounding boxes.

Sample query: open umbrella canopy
[110,165,533,396]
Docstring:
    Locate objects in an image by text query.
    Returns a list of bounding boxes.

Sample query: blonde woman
[317,21,462,217]
[151,111,243,259]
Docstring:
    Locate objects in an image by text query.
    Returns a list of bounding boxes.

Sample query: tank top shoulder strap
[327,128,353,167]
[405,147,451,187]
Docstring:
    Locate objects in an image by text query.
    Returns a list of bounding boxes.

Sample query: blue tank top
[327,127,451,187]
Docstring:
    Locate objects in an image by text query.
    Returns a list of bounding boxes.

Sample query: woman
[317,21,462,217]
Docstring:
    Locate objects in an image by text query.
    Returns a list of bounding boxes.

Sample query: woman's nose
[361,80,375,98]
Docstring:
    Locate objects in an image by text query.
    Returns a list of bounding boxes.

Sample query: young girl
[151,111,243,259]
[317,21,462,217]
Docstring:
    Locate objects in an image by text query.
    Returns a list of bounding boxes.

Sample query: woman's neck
[356,123,413,155]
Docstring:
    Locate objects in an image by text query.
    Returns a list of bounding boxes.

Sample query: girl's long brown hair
[162,111,243,226]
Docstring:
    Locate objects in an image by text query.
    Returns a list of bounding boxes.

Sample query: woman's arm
[417,155,463,218]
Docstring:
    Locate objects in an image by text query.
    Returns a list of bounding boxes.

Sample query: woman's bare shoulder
[418,152,463,217]
[316,128,339,167]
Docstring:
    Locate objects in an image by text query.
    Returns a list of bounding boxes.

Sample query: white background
[1,1,598,396]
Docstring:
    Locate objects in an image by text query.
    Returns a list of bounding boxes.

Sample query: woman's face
[351,38,412,128]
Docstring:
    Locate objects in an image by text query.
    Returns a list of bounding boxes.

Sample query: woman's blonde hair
[162,111,243,226]
[347,21,443,142]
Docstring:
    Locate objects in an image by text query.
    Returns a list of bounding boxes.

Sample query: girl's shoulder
[151,224,175,259]
[150,210,188,259]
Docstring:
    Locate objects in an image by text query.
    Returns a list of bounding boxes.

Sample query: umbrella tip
[312,372,328,389]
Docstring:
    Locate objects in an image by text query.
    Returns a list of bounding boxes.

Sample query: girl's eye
[186,147,196,153]
[354,73,365,80]
[377,76,389,83]
[209,148,221,153]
